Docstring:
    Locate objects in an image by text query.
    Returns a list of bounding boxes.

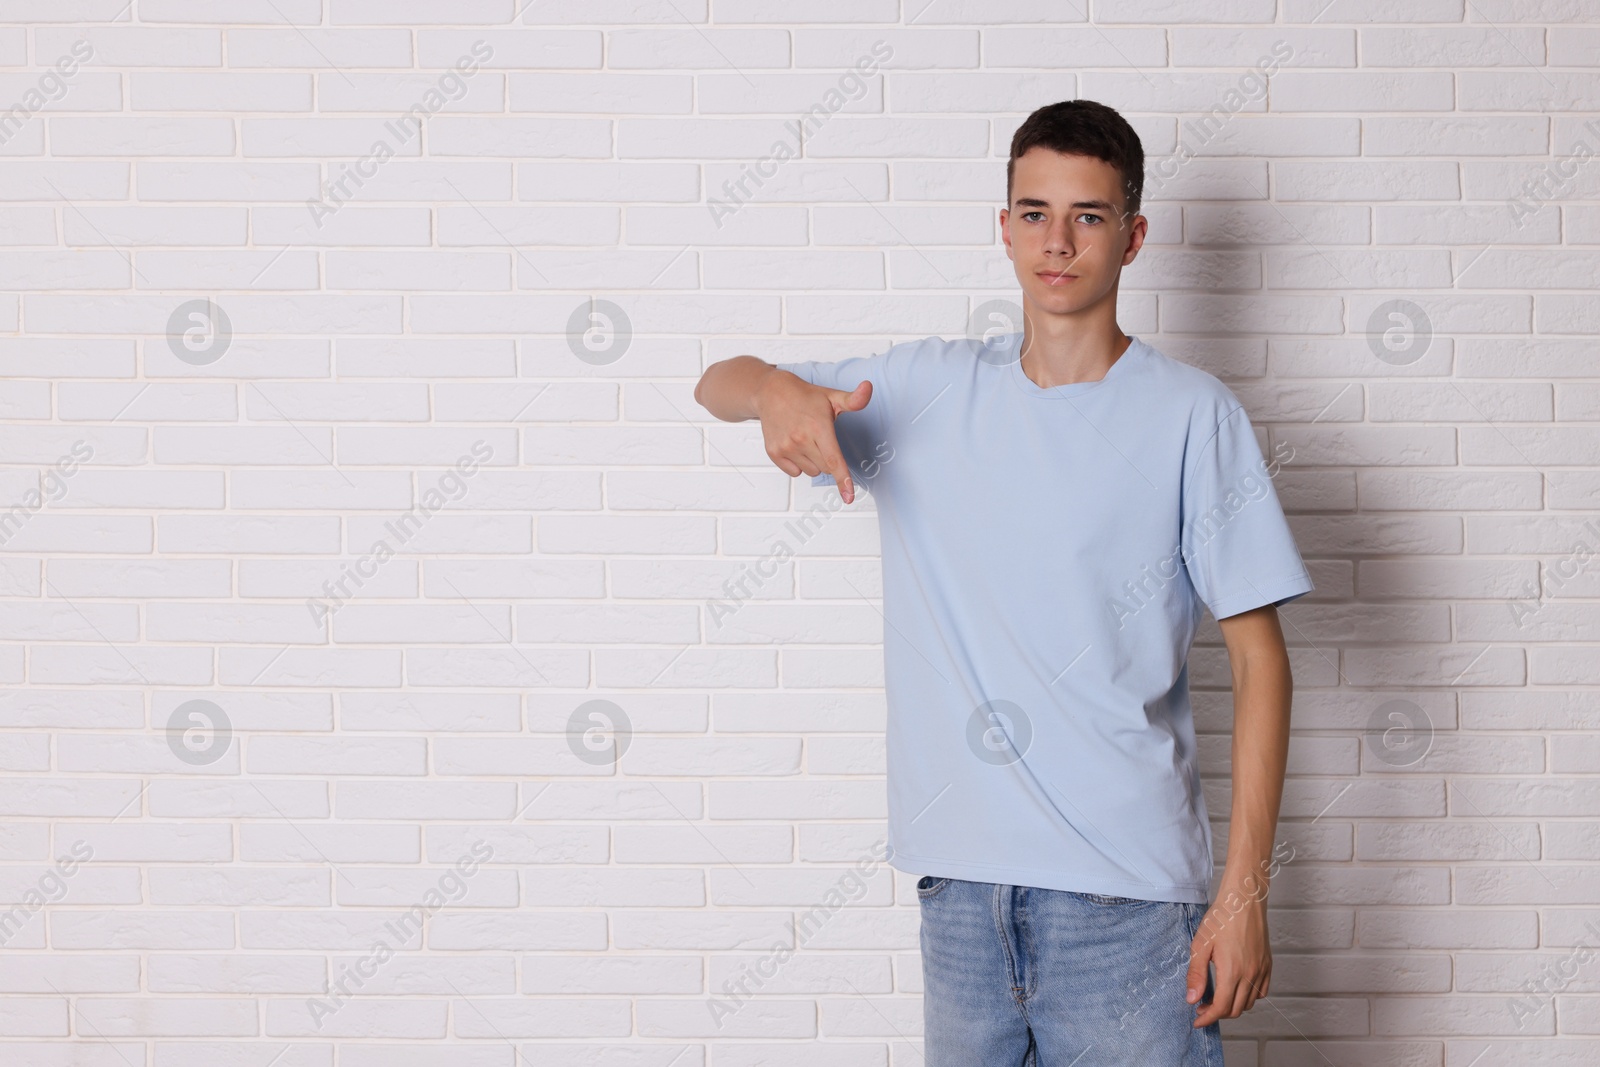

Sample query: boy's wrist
[751,366,792,420]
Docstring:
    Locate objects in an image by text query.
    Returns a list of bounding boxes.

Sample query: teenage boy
[694,98,1312,1065]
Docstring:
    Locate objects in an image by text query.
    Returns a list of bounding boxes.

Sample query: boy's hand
[1186,891,1271,1028]
[755,373,872,504]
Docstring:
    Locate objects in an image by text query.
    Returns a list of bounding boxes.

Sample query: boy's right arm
[693,355,873,504]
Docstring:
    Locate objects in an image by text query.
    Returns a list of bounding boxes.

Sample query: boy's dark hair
[1007,99,1144,221]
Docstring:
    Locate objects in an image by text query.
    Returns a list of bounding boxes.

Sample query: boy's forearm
[694,355,786,422]
[1222,668,1286,883]
[1219,629,1293,899]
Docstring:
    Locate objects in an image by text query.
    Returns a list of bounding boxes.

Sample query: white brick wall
[0,0,1595,1063]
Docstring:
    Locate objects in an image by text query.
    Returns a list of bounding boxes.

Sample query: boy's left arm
[1186,602,1294,1028]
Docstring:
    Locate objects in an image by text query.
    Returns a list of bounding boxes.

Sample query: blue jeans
[917,875,1225,1066]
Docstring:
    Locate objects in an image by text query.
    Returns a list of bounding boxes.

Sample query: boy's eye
[1021,211,1103,224]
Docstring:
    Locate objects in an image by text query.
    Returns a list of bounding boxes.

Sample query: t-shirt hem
[1207,571,1314,621]
[890,849,1211,905]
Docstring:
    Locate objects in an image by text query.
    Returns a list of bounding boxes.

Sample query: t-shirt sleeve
[1180,401,1313,620]
[772,350,894,491]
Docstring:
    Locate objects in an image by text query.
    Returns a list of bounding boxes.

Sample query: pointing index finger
[823,445,855,504]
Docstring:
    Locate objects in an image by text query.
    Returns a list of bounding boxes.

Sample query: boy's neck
[1018,315,1133,389]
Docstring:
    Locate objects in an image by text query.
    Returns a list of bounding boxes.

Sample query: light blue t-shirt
[776,332,1313,904]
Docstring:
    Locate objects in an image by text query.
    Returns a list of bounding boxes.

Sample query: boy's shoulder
[1114,338,1259,444]
[877,332,975,366]
[1135,337,1245,407]
[853,333,980,398]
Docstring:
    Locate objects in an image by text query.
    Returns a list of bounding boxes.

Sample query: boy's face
[1000,147,1145,319]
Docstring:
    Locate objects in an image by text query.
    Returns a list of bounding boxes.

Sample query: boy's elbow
[692,373,724,421]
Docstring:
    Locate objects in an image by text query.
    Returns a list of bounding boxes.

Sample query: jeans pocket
[916,875,953,900]
[1081,891,1156,907]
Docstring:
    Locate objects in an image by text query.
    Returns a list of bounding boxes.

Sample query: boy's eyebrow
[1012,197,1119,212]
